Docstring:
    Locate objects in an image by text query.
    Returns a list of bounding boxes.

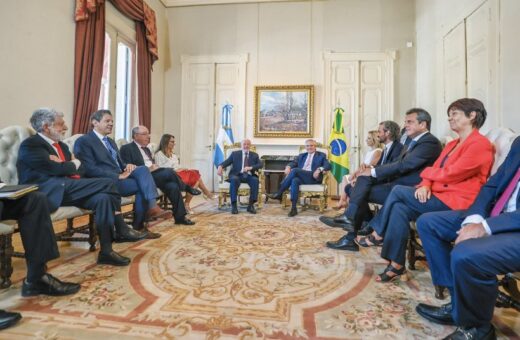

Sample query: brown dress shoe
[146,206,172,220]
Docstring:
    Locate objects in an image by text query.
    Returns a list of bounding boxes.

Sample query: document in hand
[0,184,39,199]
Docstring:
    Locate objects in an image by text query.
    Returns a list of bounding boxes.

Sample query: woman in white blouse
[335,130,383,209]
[155,134,216,213]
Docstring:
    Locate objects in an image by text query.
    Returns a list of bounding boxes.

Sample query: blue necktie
[407,140,417,152]
[103,136,120,166]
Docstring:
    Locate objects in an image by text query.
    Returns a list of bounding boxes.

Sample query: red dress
[177,169,201,187]
[155,151,201,186]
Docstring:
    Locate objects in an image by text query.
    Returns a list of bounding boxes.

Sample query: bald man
[217,139,263,214]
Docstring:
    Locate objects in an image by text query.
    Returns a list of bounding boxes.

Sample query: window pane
[98,32,111,110]
[114,41,133,140]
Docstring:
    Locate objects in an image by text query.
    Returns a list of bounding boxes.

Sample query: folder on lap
[0,184,39,199]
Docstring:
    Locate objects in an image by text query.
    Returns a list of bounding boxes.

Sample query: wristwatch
[318,167,324,172]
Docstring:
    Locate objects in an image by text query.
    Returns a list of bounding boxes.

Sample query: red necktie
[490,167,520,217]
[53,143,80,179]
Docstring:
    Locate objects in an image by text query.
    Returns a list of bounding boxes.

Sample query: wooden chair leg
[0,234,14,289]
[88,214,97,252]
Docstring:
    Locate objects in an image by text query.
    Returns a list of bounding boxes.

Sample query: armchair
[282,143,331,213]
[217,143,264,209]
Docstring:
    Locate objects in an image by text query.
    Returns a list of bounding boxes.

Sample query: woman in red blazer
[357,98,494,283]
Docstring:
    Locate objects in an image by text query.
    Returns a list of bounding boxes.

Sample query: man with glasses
[267,139,331,217]
[120,125,199,226]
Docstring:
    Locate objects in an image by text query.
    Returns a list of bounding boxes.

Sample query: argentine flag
[213,104,235,167]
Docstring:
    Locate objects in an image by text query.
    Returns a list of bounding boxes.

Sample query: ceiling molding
[159,0,309,8]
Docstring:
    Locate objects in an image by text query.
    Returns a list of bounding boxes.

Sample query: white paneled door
[180,55,248,191]
[324,52,394,177]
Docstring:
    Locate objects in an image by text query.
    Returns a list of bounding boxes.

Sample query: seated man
[0,188,80,330]
[320,120,403,227]
[415,136,520,340]
[17,108,146,266]
[268,139,331,217]
[74,110,175,239]
[120,125,199,224]
[217,139,263,214]
[325,108,442,251]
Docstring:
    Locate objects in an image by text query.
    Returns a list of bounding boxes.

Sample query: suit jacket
[376,141,404,166]
[464,136,520,234]
[17,134,84,211]
[120,141,150,166]
[374,132,442,186]
[74,131,127,181]
[419,129,494,210]
[219,150,263,177]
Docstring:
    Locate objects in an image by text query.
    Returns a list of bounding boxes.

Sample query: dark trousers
[343,176,395,231]
[229,173,259,204]
[0,192,59,280]
[370,185,449,266]
[278,168,319,207]
[152,167,186,221]
[60,177,121,253]
[417,210,520,328]
[116,166,158,228]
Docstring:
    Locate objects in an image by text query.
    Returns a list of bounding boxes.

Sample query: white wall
[0,0,168,143]
[164,0,416,155]
[416,0,520,136]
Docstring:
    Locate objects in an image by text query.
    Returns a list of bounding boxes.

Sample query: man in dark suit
[17,108,146,266]
[74,110,175,238]
[319,120,403,230]
[326,108,442,251]
[0,187,80,330]
[217,139,263,214]
[415,136,520,340]
[268,139,331,217]
[120,125,198,224]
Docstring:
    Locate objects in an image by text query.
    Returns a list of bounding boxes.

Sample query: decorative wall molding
[159,0,308,8]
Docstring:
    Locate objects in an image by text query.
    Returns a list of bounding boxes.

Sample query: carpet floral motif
[0,202,517,339]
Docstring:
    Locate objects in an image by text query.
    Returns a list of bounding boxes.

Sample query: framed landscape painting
[254,85,314,138]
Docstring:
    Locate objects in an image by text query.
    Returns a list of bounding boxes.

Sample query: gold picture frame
[254,85,314,138]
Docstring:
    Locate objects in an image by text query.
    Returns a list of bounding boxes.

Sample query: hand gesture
[125,164,137,173]
[455,223,487,245]
[284,166,291,176]
[414,186,431,203]
[118,171,131,179]
[49,155,62,163]
[217,166,223,177]
[313,169,321,179]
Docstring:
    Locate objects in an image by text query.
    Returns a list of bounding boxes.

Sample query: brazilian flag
[327,108,350,183]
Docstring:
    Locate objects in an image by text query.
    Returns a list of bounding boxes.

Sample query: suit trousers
[116,166,158,228]
[417,210,520,327]
[278,168,320,206]
[228,173,259,204]
[343,176,395,231]
[0,192,59,279]
[371,185,449,266]
[152,167,187,221]
[59,177,120,251]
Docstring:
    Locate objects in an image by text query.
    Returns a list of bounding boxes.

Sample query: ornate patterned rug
[0,201,518,339]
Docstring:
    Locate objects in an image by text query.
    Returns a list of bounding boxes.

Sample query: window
[98,12,137,141]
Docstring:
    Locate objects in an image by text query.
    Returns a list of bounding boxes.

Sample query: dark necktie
[53,142,80,179]
[490,167,520,217]
[244,152,249,167]
[141,146,155,164]
[102,136,121,168]
[407,140,417,151]
[381,147,388,164]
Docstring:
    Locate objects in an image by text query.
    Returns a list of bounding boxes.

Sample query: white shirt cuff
[481,220,492,235]
[461,214,491,235]
[71,159,81,169]
[370,168,377,177]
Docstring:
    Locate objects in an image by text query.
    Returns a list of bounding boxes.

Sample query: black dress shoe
[247,204,257,214]
[326,234,359,251]
[288,207,298,217]
[443,325,495,340]
[318,216,355,232]
[267,193,282,201]
[97,251,131,266]
[416,302,454,325]
[357,224,374,236]
[231,203,238,214]
[0,310,22,330]
[22,273,81,297]
[114,227,148,243]
[175,218,195,225]
[186,186,202,195]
